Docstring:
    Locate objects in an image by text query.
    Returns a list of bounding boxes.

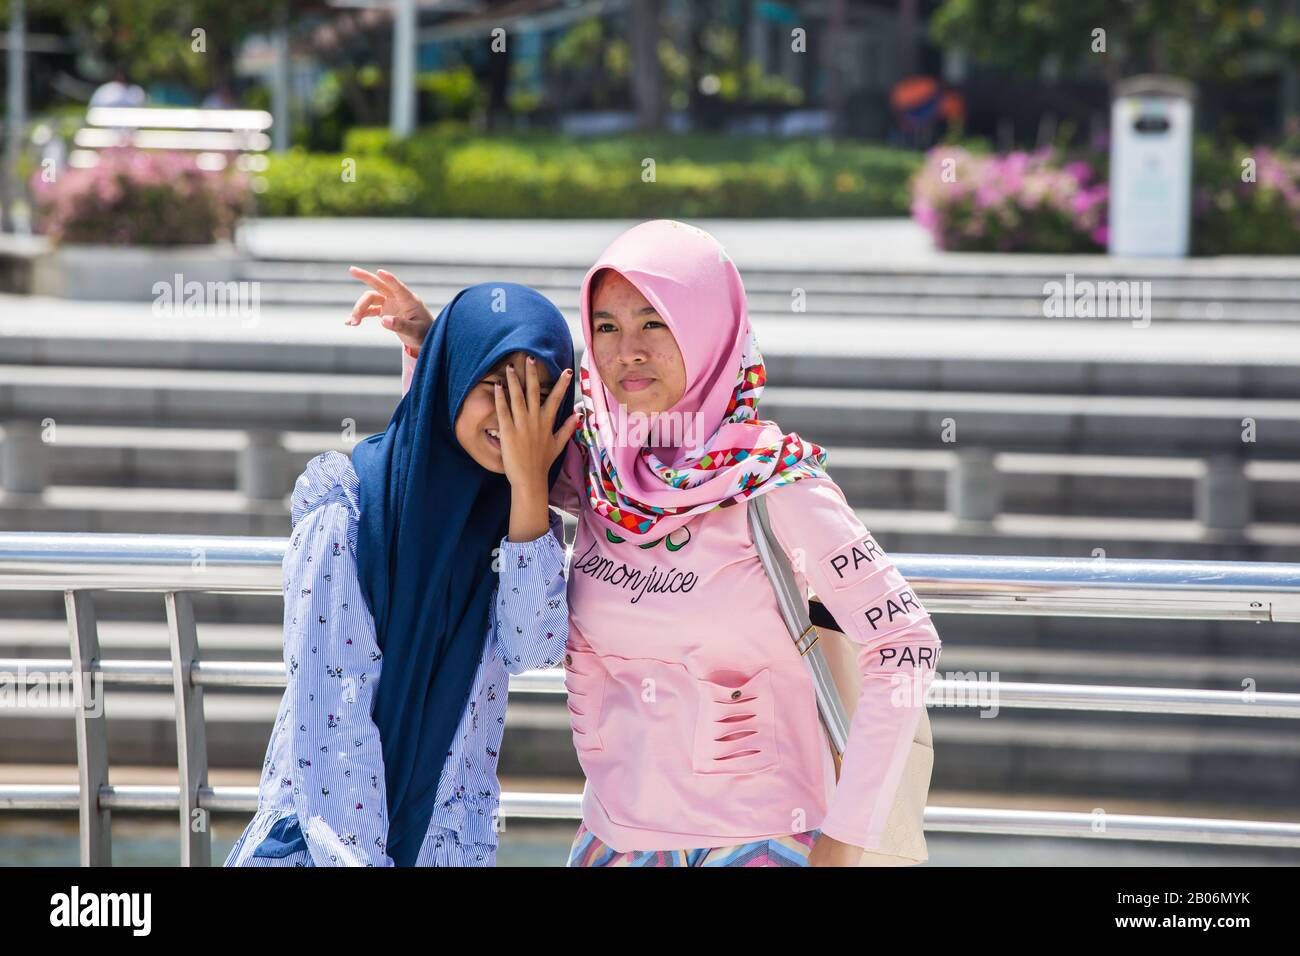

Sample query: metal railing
[2,531,1300,865]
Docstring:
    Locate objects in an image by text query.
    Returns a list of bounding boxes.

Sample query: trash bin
[1107,75,1196,257]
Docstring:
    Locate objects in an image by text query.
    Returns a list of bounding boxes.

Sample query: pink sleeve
[547,440,583,514]
[764,477,941,851]
[400,344,418,396]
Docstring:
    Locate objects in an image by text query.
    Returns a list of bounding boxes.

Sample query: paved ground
[10,216,1300,275]
[235,216,1300,276]
[237,217,940,269]
[6,292,1300,367]
[9,215,1298,366]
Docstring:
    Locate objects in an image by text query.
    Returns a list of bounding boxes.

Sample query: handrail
[3,532,1300,620]
[2,530,1299,865]
[5,659,1300,719]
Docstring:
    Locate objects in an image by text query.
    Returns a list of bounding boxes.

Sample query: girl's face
[589,270,686,416]
[454,351,554,473]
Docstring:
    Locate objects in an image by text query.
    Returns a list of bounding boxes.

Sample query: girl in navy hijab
[225,277,576,867]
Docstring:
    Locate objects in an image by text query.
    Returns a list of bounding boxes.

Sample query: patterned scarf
[572,220,829,540]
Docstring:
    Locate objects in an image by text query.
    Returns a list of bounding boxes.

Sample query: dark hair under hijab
[351,282,574,866]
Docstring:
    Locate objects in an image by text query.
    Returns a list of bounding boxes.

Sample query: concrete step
[0,363,400,432]
[7,425,348,492]
[10,335,1295,398]
[240,253,1300,302]
[932,645,1300,688]
[760,387,1300,454]
[0,618,286,660]
[243,272,1300,323]
[6,362,1300,451]
[233,216,1300,281]
[0,691,581,772]
[3,487,1298,557]
[15,430,1300,523]
[0,486,290,534]
[8,297,1300,398]
[812,448,1300,522]
[860,508,1300,560]
[0,588,284,626]
[930,712,1300,808]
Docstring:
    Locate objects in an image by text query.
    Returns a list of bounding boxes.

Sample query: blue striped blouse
[223,451,569,867]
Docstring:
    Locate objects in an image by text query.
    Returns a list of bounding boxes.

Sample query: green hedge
[253,127,923,218]
[255,149,422,217]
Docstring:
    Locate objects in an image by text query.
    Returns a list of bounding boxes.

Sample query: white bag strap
[747,494,852,758]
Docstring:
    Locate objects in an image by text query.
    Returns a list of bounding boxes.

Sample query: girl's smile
[455,353,554,472]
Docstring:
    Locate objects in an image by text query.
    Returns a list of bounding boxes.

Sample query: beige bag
[748,495,933,866]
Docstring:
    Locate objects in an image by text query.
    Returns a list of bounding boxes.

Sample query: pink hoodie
[548,444,940,852]
[400,357,941,854]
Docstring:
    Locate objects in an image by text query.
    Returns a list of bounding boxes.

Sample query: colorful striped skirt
[566,820,821,867]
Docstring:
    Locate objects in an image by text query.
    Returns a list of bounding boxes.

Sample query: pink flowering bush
[910,146,1108,253]
[912,139,1300,255]
[32,148,252,246]
[1192,143,1300,255]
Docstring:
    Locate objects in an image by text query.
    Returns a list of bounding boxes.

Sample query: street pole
[3,0,27,233]
[630,0,663,130]
[271,1,291,153]
[823,0,845,136]
[390,0,416,139]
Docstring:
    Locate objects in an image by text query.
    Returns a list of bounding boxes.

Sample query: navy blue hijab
[352,282,574,867]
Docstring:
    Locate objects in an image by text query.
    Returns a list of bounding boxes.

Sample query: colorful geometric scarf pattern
[575,326,830,537]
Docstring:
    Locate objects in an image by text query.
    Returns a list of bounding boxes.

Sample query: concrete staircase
[242,256,1300,324]
[3,235,1299,812]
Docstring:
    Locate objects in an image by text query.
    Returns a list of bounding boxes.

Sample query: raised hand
[495,357,577,490]
[494,357,577,541]
[345,266,434,354]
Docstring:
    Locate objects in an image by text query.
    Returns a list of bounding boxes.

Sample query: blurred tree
[824,0,845,134]
[548,16,630,110]
[930,0,1300,86]
[417,65,482,123]
[25,0,321,94]
[484,16,511,130]
[629,0,663,129]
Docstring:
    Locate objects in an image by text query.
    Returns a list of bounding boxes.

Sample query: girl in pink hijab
[354,219,942,867]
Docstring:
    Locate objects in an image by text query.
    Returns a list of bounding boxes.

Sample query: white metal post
[3,0,27,233]
[271,4,291,153]
[390,0,417,138]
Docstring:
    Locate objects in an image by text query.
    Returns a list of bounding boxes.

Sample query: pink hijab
[574,219,828,540]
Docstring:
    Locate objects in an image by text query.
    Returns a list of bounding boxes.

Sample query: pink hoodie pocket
[563,649,606,754]
[692,667,780,775]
